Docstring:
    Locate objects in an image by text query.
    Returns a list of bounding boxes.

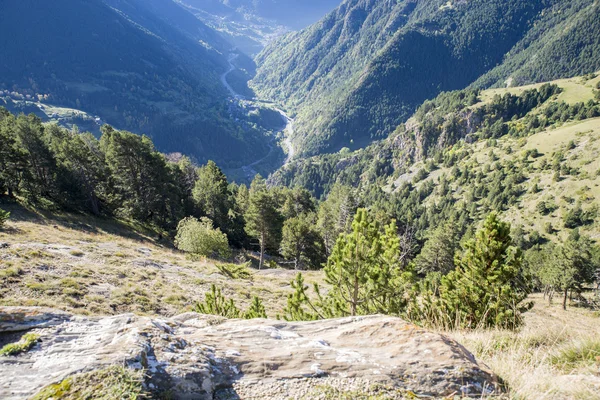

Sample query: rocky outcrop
[0,307,499,399]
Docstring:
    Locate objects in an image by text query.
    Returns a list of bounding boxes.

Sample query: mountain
[252,0,600,159]
[178,0,341,56]
[270,72,600,242]
[0,0,269,167]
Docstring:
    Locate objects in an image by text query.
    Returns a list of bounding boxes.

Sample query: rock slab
[0,307,499,399]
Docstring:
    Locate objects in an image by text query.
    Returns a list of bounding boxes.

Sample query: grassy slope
[0,204,321,318]
[0,204,599,399]
[392,74,600,241]
[449,294,600,400]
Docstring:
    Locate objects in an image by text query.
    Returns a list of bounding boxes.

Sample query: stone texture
[0,307,71,333]
[0,307,499,399]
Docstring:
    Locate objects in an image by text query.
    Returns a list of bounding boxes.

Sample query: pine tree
[283,273,327,321]
[280,213,325,270]
[195,284,240,318]
[324,208,380,316]
[193,161,231,231]
[0,208,9,228]
[244,176,282,269]
[244,296,267,319]
[438,213,532,330]
[414,221,459,275]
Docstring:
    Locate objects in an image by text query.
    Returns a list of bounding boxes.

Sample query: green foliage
[244,296,267,319]
[195,284,268,319]
[528,231,597,309]
[0,333,40,356]
[283,273,326,321]
[244,176,283,269]
[280,213,325,270]
[193,161,231,232]
[0,208,9,228]
[31,366,147,400]
[175,217,231,259]
[216,262,252,280]
[285,209,413,320]
[413,214,532,330]
[195,284,241,318]
[413,221,460,275]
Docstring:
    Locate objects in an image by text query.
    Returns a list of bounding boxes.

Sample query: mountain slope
[474,0,600,88]
[252,0,600,159]
[0,0,268,166]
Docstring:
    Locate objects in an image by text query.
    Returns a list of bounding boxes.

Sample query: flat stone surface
[0,307,499,399]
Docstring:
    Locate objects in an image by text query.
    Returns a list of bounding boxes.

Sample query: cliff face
[0,307,498,399]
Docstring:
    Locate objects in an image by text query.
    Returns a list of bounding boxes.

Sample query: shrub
[0,333,40,356]
[175,217,231,258]
[216,262,253,280]
[0,208,9,228]
[195,284,240,318]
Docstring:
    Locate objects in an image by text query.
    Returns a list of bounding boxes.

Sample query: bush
[0,333,40,356]
[0,208,9,228]
[175,217,231,259]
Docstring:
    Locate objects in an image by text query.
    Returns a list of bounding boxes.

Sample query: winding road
[220,50,295,178]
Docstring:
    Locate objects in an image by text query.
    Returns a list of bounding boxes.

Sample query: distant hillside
[178,0,340,56]
[253,0,600,158]
[0,0,269,167]
[185,0,340,29]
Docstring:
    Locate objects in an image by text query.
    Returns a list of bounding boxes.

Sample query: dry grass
[447,294,600,400]
[0,203,321,318]
[2,205,599,399]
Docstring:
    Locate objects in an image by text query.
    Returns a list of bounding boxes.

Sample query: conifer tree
[438,213,532,329]
[193,161,231,231]
[244,176,282,269]
[414,221,459,275]
[280,213,325,270]
[195,284,240,318]
[244,296,267,319]
[0,208,9,228]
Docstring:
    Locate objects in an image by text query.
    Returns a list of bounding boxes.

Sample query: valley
[1,0,600,399]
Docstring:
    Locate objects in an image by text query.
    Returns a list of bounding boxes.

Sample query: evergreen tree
[195,284,240,318]
[100,127,177,224]
[317,184,357,256]
[244,176,282,269]
[193,161,231,231]
[244,296,267,319]
[438,213,532,329]
[0,110,28,197]
[0,208,9,228]
[283,273,327,321]
[414,221,460,275]
[280,213,325,270]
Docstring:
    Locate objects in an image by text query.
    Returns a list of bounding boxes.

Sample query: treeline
[0,108,354,269]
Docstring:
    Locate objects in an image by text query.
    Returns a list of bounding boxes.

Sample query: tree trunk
[351,276,359,316]
[563,288,568,310]
[259,232,265,270]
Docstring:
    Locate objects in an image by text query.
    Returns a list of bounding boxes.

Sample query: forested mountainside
[0,0,269,168]
[270,73,600,238]
[252,0,600,158]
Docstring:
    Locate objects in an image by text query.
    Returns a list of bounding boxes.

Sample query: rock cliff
[0,307,499,399]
